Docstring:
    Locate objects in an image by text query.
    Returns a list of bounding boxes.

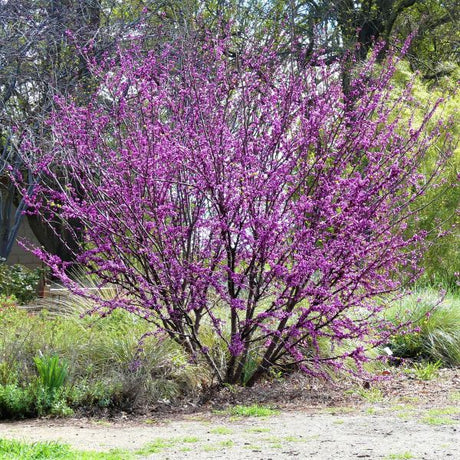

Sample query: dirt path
[1,406,459,459]
[1,370,459,459]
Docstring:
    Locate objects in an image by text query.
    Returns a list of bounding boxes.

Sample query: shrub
[0,302,206,418]
[0,383,35,418]
[386,289,460,366]
[26,33,451,385]
[0,263,41,304]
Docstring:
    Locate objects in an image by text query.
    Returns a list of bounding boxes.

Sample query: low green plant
[386,452,414,459]
[0,438,132,459]
[355,387,384,403]
[409,360,442,380]
[421,415,457,425]
[219,440,235,447]
[223,404,280,417]
[135,439,173,455]
[386,289,460,366]
[0,264,41,304]
[0,384,34,418]
[210,426,233,435]
[0,294,17,310]
[425,406,459,416]
[0,297,207,418]
[34,354,69,393]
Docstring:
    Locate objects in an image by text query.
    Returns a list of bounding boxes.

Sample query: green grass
[0,439,131,459]
[0,300,206,418]
[425,406,459,416]
[386,289,460,366]
[356,387,384,403]
[385,452,414,459]
[409,360,442,380]
[420,407,459,425]
[420,416,457,426]
[210,426,233,435]
[283,435,305,442]
[219,440,235,447]
[220,404,280,417]
[134,436,200,455]
[135,438,173,455]
[390,404,417,420]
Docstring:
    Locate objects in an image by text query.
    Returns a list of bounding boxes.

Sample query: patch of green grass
[407,360,442,381]
[390,404,418,420]
[243,444,262,450]
[219,440,235,447]
[210,426,233,435]
[385,452,414,459]
[222,404,280,417]
[397,396,421,404]
[356,387,384,403]
[0,439,71,460]
[333,419,345,424]
[135,436,199,455]
[426,406,459,416]
[396,411,413,420]
[322,406,355,415]
[420,416,457,426]
[135,438,173,455]
[261,436,280,443]
[181,436,200,443]
[449,391,460,402]
[390,404,417,412]
[202,445,219,452]
[0,438,131,459]
[283,435,305,442]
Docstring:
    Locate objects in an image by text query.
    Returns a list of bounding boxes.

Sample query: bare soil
[0,369,459,459]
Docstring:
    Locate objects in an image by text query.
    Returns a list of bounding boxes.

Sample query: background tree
[0,0,163,262]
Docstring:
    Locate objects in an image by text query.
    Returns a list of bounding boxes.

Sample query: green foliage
[0,264,41,304]
[135,439,173,455]
[391,62,459,291]
[0,302,207,418]
[0,438,131,459]
[387,289,460,366]
[0,384,34,419]
[34,354,69,393]
[395,0,459,79]
[0,294,17,310]
[409,360,442,381]
[223,404,280,417]
[386,453,415,460]
[355,388,384,403]
[0,438,71,460]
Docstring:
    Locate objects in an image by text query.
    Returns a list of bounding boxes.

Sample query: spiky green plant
[386,289,460,366]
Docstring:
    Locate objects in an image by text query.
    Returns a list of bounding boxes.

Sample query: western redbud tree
[26,35,450,386]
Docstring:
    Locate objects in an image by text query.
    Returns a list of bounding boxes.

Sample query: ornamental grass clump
[23,32,452,386]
